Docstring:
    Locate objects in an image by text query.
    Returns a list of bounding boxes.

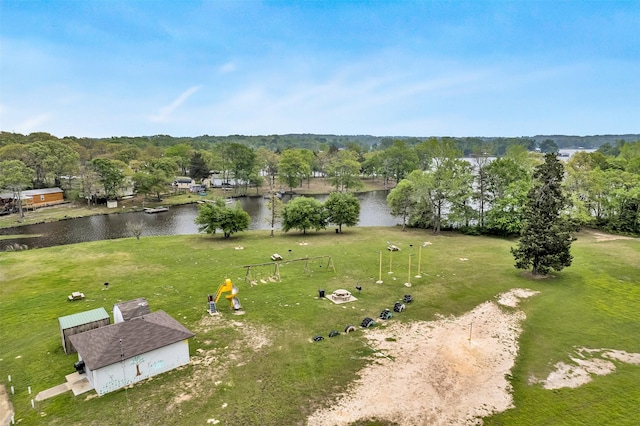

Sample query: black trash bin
[319,289,325,298]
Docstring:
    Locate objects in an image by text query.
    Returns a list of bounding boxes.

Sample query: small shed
[59,308,110,354]
[69,310,195,396]
[113,298,150,323]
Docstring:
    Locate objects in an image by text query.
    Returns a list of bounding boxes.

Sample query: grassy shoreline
[0,177,389,231]
[0,227,638,425]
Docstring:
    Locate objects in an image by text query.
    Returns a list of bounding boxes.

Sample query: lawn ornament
[344,325,356,333]
[361,317,376,328]
[379,309,393,320]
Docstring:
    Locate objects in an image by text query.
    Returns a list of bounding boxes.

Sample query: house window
[40,195,45,201]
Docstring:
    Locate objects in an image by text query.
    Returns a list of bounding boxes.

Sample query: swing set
[241,255,336,286]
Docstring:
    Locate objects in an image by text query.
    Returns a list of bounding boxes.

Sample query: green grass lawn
[0,228,638,425]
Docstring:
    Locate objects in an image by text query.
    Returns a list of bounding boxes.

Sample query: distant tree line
[385,140,640,236]
[0,131,638,236]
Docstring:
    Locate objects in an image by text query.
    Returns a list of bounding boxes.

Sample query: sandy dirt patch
[307,289,537,426]
[586,231,635,242]
[0,385,13,426]
[538,347,640,390]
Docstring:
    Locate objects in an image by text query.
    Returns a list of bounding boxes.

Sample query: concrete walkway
[34,372,93,402]
[35,383,69,401]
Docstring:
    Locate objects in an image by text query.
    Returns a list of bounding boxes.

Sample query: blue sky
[1,1,638,138]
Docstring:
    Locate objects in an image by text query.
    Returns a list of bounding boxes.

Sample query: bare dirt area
[583,229,636,242]
[0,385,13,426]
[534,347,640,390]
[307,289,539,426]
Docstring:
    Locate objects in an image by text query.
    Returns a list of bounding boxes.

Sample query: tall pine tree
[511,153,575,275]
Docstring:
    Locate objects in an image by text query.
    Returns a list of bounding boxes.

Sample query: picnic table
[68,292,85,301]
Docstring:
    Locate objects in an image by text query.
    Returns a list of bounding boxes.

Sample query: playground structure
[241,255,336,286]
[208,279,242,313]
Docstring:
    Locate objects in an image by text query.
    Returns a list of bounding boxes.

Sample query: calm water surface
[1,191,397,249]
[2,150,593,249]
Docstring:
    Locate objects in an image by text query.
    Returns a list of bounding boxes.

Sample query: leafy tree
[227,143,257,195]
[410,140,472,233]
[278,149,311,193]
[248,172,264,194]
[298,148,315,187]
[484,157,530,234]
[361,151,385,182]
[326,150,363,192]
[90,158,126,200]
[473,153,492,227]
[382,140,419,185]
[423,159,474,233]
[344,141,366,162]
[21,140,79,189]
[78,163,100,207]
[618,140,640,173]
[485,179,530,235]
[597,141,623,157]
[414,137,440,170]
[325,191,360,233]
[511,153,575,275]
[133,158,178,200]
[505,144,542,171]
[281,196,327,234]
[164,143,192,175]
[0,143,29,162]
[113,146,141,164]
[387,178,417,231]
[565,151,603,225]
[313,150,332,178]
[442,159,476,228]
[0,160,35,218]
[189,151,210,181]
[418,137,461,171]
[604,170,640,233]
[539,139,559,153]
[25,141,49,187]
[256,147,280,190]
[585,168,613,221]
[194,198,250,238]
[214,142,234,184]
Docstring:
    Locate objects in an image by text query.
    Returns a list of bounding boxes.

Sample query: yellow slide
[210,279,242,312]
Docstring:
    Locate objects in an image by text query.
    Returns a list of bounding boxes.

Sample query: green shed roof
[59,307,110,330]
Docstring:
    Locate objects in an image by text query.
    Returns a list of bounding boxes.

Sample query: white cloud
[218,62,237,75]
[149,85,202,122]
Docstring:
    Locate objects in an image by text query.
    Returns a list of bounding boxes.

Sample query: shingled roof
[114,297,150,321]
[68,310,194,370]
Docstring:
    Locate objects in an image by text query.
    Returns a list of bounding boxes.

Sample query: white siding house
[68,310,194,396]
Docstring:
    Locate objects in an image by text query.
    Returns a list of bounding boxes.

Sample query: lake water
[0,190,397,249]
[1,150,595,250]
